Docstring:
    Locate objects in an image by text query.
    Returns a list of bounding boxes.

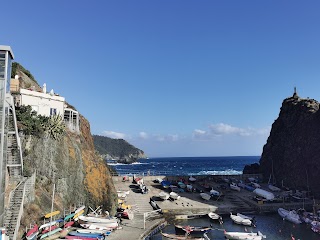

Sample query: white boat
[210,189,220,196]
[253,188,275,200]
[200,193,211,201]
[189,176,196,182]
[230,213,253,226]
[237,213,253,220]
[39,220,61,230]
[76,229,110,234]
[78,215,118,224]
[278,208,302,224]
[268,184,281,192]
[159,191,170,200]
[224,230,266,240]
[208,212,222,222]
[80,222,118,230]
[230,183,241,192]
[169,192,180,200]
[186,184,193,192]
[75,205,86,213]
[251,182,261,188]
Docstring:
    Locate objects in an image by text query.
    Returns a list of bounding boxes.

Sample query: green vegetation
[15,105,65,139]
[93,135,145,158]
[11,62,39,85]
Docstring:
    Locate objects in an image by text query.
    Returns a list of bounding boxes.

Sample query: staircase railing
[12,181,26,240]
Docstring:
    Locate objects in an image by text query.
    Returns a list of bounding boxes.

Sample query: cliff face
[259,92,320,197]
[20,115,117,229]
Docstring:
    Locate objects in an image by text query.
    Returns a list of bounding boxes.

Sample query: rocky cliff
[259,90,320,197]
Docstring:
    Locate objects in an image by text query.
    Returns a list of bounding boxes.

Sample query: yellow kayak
[44,210,60,219]
[73,209,84,220]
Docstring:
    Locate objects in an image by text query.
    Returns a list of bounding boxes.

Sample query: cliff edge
[259,89,320,197]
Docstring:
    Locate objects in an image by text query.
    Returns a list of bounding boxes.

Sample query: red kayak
[26,224,38,237]
[41,225,58,233]
[64,221,74,228]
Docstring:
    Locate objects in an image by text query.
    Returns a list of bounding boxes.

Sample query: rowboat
[200,193,210,201]
[80,221,119,230]
[159,191,170,200]
[170,192,180,200]
[230,183,241,192]
[175,224,211,235]
[161,232,205,239]
[224,230,266,240]
[278,208,302,224]
[44,210,60,219]
[39,227,62,239]
[78,215,118,223]
[230,213,254,226]
[26,224,38,237]
[68,230,103,238]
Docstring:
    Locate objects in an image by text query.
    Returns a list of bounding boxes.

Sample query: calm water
[108,156,319,239]
[108,156,260,176]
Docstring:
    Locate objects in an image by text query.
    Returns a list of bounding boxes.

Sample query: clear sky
[2,1,320,157]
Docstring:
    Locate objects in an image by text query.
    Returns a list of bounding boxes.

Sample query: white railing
[143,209,162,229]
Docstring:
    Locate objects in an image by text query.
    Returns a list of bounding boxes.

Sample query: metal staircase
[6,95,23,179]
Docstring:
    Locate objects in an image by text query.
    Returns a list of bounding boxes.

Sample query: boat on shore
[174,225,211,236]
[230,213,254,227]
[208,212,223,224]
[200,193,211,201]
[161,231,205,239]
[268,184,281,192]
[230,183,240,191]
[175,213,207,220]
[159,191,170,200]
[170,191,181,200]
[78,215,118,224]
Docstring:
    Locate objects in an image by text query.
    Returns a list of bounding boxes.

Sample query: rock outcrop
[259,89,320,197]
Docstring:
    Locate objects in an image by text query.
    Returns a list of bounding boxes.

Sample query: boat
[78,215,118,223]
[253,189,275,201]
[244,185,255,192]
[311,221,320,234]
[149,198,162,212]
[170,192,181,200]
[63,221,74,228]
[75,205,86,213]
[209,189,220,196]
[178,182,186,189]
[161,231,205,239]
[64,212,75,221]
[186,184,193,192]
[189,176,196,182]
[230,213,254,226]
[39,219,63,230]
[170,185,180,193]
[26,224,38,237]
[175,214,207,220]
[39,227,62,239]
[200,193,211,201]
[174,225,211,236]
[277,208,302,224]
[80,222,118,230]
[68,230,104,238]
[26,231,39,240]
[77,229,111,235]
[44,210,60,219]
[42,225,58,234]
[159,191,170,200]
[237,213,253,220]
[230,183,241,191]
[224,230,266,240]
[161,180,171,189]
[268,184,281,192]
[155,178,163,183]
[73,209,85,221]
[65,236,101,240]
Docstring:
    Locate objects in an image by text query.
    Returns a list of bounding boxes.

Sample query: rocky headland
[245,89,320,198]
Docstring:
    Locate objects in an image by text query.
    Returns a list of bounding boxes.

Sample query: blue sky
[2,1,320,157]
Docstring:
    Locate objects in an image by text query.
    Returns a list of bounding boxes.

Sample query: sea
[108,156,319,240]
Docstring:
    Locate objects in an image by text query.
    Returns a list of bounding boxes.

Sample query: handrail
[12,181,26,240]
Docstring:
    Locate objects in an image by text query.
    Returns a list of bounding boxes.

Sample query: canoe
[42,225,58,233]
[26,224,38,237]
[200,193,210,201]
[64,212,75,221]
[26,231,39,240]
[75,205,86,213]
[73,209,85,220]
[78,215,118,223]
[39,219,63,230]
[39,227,62,239]
[44,210,60,219]
[161,231,205,239]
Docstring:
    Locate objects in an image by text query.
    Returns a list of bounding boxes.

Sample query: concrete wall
[19,89,65,116]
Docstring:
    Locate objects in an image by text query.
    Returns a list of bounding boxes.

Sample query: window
[50,108,57,116]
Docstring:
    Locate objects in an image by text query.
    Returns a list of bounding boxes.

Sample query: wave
[107,162,149,166]
[195,169,242,175]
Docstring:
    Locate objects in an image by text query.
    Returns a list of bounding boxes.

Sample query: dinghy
[210,189,220,196]
[169,192,180,200]
[230,183,241,191]
[78,215,118,224]
[200,193,211,201]
[278,208,302,224]
[230,213,254,226]
[268,184,281,192]
[224,230,266,240]
[159,191,170,200]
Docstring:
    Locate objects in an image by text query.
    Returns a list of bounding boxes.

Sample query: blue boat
[244,185,255,192]
[68,231,104,239]
[161,180,171,189]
